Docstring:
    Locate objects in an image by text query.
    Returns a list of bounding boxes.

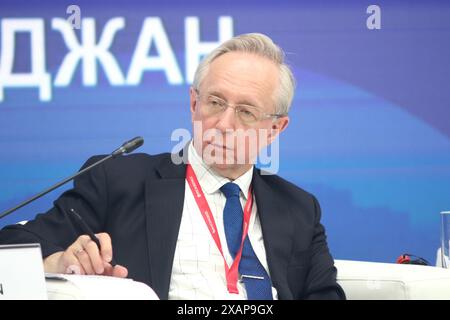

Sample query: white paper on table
[45,273,159,300]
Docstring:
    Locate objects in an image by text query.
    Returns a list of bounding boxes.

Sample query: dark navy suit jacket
[0,151,345,300]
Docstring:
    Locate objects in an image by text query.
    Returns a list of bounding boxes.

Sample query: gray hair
[192,33,296,115]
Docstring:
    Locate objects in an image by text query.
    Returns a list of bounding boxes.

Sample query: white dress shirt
[168,141,278,300]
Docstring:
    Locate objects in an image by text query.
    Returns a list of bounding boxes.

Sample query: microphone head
[122,136,144,154]
[112,136,144,156]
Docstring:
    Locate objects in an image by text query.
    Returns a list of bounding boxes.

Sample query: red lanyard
[186,164,253,294]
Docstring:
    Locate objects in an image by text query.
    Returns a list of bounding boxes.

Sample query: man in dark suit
[0,33,345,300]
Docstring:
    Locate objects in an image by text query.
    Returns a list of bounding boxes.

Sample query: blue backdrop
[1,0,449,264]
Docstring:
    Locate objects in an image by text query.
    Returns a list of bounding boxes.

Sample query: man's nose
[215,106,237,131]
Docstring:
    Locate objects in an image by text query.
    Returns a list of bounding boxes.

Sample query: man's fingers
[83,240,104,274]
[103,262,128,278]
[61,250,85,275]
[66,264,83,275]
[70,235,97,275]
[112,265,128,278]
[74,247,95,274]
[96,232,113,263]
[64,233,117,276]
[103,261,114,275]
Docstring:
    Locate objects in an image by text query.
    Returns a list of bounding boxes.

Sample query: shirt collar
[187,140,254,198]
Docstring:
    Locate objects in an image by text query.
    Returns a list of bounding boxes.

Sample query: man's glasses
[196,91,286,125]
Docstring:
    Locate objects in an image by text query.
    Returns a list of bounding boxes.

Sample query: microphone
[0,136,144,220]
[111,136,144,157]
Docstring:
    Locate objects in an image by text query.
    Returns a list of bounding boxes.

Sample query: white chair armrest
[336,259,450,299]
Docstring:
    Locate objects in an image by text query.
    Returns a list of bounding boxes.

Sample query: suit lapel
[252,170,295,299]
[144,152,186,300]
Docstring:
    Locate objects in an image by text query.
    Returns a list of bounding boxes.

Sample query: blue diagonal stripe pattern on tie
[220,182,273,300]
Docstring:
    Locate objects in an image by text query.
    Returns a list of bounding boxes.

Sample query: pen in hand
[69,208,117,267]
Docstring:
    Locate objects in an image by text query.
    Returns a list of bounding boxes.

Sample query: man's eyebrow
[207,91,261,108]
[207,91,227,100]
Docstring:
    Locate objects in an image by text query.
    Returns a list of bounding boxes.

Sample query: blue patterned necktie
[220,182,273,300]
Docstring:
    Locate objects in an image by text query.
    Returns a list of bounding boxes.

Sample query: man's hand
[43,233,128,277]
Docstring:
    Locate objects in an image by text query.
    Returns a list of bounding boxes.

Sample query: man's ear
[190,87,197,115]
[267,116,289,144]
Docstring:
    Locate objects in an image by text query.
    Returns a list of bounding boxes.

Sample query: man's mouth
[208,142,233,151]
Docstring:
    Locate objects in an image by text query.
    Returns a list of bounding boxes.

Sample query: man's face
[190,51,289,173]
